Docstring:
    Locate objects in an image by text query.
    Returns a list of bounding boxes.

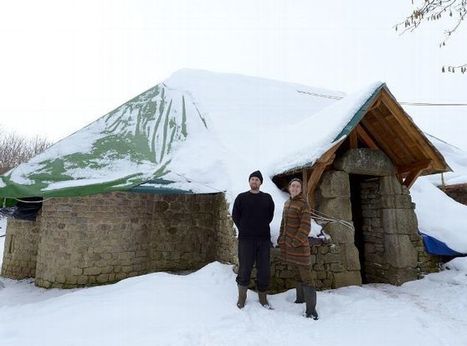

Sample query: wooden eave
[359,87,451,176]
[273,84,451,195]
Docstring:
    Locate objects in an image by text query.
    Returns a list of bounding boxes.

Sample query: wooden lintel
[356,124,378,149]
[349,130,358,149]
[397,159,432,174]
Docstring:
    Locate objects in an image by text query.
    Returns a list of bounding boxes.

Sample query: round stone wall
[28,192,236,288]
[1,217,41,279]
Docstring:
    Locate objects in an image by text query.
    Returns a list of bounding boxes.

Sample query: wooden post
[302,168,308,200]
[349,130,358,149]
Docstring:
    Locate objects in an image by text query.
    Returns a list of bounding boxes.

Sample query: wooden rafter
[397,159,432,174]
[379,92,435,160]
[349,130,358,149]
[402,159,432,188]
[403,169,423,189]
[305,140,343,208]
[302,168,308,199]
[356,124,378,149]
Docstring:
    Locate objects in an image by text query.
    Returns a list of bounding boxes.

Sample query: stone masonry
[1,216,41,279]
[267,148,440,292]
[1,192,237,288]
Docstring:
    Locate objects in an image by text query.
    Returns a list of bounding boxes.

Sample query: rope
[310,208,355,232]
[13,198,52,204]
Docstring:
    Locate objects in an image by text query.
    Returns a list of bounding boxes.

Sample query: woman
[278,178,318,320]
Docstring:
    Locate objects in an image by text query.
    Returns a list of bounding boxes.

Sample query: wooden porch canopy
[273,84,451,205]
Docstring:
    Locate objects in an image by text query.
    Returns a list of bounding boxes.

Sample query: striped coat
[278,195,311,266]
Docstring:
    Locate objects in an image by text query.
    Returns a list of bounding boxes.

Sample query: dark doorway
[349,174,366,283]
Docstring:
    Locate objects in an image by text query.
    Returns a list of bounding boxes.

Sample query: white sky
[0,0,466,149]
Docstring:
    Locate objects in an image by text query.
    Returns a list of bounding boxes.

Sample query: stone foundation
[2,192,236,288]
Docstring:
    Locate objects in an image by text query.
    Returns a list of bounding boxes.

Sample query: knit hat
[249,170,263,184]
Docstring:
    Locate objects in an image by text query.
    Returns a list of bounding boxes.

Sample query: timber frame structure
[273,84,451,206]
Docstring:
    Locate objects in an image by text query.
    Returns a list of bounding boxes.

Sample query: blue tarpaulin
[420,231,464,256]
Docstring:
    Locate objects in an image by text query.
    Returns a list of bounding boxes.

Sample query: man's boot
[294,282,305,304]
[258,291,272,309]
[303,285,318,320]
[237,285,248,309]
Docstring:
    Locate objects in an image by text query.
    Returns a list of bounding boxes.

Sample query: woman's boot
[302,285,318,320]
[237,285,248,309]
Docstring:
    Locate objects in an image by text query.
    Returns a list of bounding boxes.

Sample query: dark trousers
[236,238,271,292]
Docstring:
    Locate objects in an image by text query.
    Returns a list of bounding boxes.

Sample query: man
[232,170,275,309]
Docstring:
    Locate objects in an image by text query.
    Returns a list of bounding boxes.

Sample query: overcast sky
[0,0,466,149]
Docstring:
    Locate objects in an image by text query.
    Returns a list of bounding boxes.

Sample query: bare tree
[396,0,467,73]
[0,128,53,173]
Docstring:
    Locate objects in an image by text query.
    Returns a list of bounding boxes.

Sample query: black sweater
[232,191,275,240]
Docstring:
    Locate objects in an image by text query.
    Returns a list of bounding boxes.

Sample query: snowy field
[1,235,467,346]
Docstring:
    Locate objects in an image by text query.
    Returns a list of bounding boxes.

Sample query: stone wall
[265,169,362,293]
[2,192,236,288]
[267,149,440,292]
[359,176,422,284]
[441,183,467,205]
[1,215,41,279]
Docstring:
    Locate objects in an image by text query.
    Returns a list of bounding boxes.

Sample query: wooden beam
[349,130,358,149]
[380,91,435,160]
[361,113,401,163]
[403,168,424,189]
[397,159,432,174]
[356,124,378,149]
[302,168,308,199]
[306,153,336,208]
[367,97,382,113]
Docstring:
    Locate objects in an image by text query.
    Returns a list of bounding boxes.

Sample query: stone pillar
[379,176,421,284]
[1,216,41,279]
[318,170,362,288]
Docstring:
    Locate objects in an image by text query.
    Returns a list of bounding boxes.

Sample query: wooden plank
[368,98,382,112]
[397,159,432,174]
[302,168,308,199]
[349,130,358,149]
[356,124,378,149]
[369,107,416,163]
[306,159,333,209]
[403,168,424,189]
[380,91,435,160]
[305,140,342,208]
[361,113,401,163]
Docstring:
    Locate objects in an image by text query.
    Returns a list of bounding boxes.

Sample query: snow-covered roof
[0,69,383,199]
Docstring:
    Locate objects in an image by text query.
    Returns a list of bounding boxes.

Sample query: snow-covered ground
[0,256,466,346]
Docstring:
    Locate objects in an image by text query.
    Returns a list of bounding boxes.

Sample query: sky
[0,0,466,149]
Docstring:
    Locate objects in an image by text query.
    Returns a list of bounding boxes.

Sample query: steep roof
[0,69,449,199]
